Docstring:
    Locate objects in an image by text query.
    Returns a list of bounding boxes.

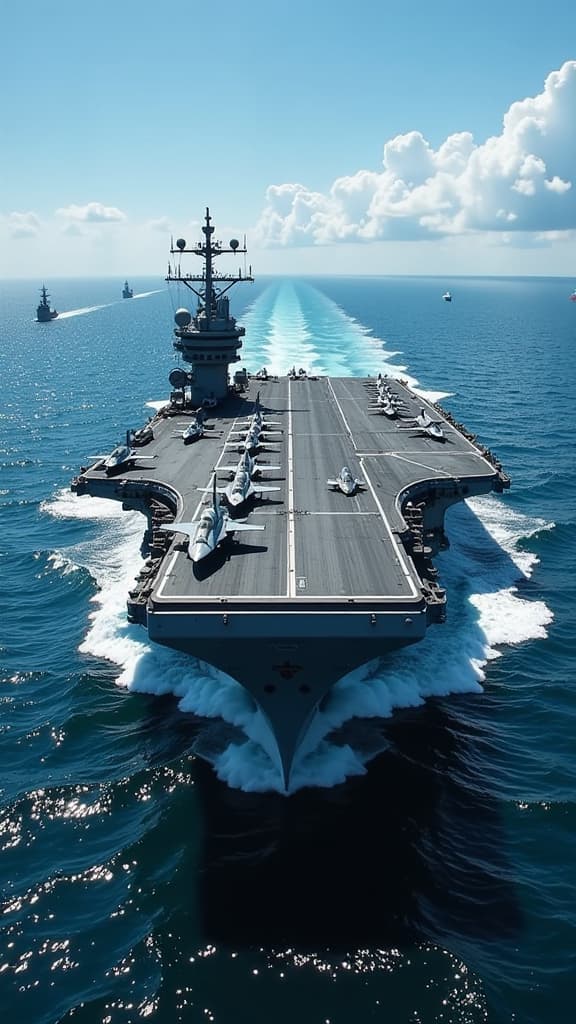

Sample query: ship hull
[147,607,426,787]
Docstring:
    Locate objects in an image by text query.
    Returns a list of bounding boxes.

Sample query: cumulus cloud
[255,61,576,246]
[8,211,40,238]
[56,201,127,223]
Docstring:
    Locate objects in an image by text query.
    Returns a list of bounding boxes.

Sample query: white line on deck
[359,459,419,597]
[287,377,296,597]
[327,377,356,448]
[389,452,455,477]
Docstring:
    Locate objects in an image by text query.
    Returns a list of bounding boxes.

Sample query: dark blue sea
[1,275,575,1023]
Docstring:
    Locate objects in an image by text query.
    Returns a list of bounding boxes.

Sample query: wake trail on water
[42,291,162,321]
[50,282,554,793]
[55,305,112,319]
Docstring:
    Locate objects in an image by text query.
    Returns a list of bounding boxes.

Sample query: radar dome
[174,307,192,328]
[169,368,189,388]
[229,238,239,251]
[176,238,187,251]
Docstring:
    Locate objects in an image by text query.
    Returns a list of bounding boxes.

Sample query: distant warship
[73,208,510,789]
[122,281,134,299]
[36,285,58,322]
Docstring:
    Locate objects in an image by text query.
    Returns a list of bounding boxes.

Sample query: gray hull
[147,606,426,787]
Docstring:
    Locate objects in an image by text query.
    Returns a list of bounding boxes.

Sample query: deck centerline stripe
[287,378,296,598]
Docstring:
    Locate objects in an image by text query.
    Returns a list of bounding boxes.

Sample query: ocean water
[1,274,575,1023]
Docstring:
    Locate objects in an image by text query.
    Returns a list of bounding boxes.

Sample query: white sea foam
[56,305,111,319]
[47,550,81,576]
[48,286,555,793]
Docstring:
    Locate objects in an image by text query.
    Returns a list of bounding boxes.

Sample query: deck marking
[389,452,456,477]
[327,377,356,448]
[287,377,296,597]
[359,458,419,596]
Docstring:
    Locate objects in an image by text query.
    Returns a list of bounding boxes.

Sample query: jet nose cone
[191,542,210,562]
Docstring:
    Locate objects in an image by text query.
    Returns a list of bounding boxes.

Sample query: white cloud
[147,216,172,232]
[7,211,40,238]
[56,201,127,223]
[255,61,576,246]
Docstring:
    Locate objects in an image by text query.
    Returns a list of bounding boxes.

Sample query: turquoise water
[1,275,575,1022]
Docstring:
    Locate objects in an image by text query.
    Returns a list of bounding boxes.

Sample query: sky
[1,0,576,278]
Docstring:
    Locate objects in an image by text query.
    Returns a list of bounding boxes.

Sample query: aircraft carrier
[72,209,509,788]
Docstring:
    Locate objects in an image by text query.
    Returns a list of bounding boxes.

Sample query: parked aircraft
[172,418,205,443]
[225,423,276,454]
[90,431,157,475]
[201,464,280,508]
[398,408,446,442]
[217,450,280,479]
[160,478,264,562]
[326,466,365,496]
[231,393,282,433]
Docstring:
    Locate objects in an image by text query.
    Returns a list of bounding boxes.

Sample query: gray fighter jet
[217,450,281,479]
[326,466,366,496]
[201,463,280,508]
[90,432,156,475]
[160,478,264,562]
[172,418,205,443]
[399,408,446,442]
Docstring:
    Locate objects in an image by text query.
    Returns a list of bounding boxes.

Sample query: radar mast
[166,208,253,407]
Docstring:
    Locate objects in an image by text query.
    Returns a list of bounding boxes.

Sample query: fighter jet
[217,450,281,480]
[160,478,265,562]
[201,463,280,509]
[369,394,398,417]
[399,408,446,442]
[326,466,366,496]
[171,418,205,443]
[231,393,282,434]
[90,432,156,475]
[225,423,277,454]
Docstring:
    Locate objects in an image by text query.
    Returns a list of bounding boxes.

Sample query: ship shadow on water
[189,697,523,953]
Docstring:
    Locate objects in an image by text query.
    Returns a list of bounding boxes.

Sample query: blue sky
[1,0,575,276]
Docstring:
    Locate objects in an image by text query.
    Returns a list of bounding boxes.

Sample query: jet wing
[159,522,199,538]
[224,521,265,532]
[252,485,281,492]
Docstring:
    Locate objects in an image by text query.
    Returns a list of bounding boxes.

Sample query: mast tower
[166,208,253,406]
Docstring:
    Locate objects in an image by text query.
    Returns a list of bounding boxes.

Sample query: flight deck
[75,374,505,612]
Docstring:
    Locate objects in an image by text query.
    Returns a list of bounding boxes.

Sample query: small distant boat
[442,291,452,302]
[36,285,58,322]
[570,289,576,302]
[122,281,134,299]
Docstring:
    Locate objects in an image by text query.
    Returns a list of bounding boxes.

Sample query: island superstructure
[72,209,510,789]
